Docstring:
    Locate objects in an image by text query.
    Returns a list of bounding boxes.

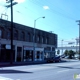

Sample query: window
[21,32,25,41]
[46,38,47,44]
[7,29,10,39]
[37,35,40,43]
[0,28,4,38]
[42,36,44,44]
[0,29,2,38]
[14,30,18,40]
[46,37,48,44]
[28,33,31,42]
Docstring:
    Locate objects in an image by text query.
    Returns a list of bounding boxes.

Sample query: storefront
[35,48,44,61]
[23,46,44,62]
[0,44,15,62]
[23,46,33,61]
[16,46,23,62]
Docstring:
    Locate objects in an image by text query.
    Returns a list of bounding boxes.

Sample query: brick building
[0,19,57,62]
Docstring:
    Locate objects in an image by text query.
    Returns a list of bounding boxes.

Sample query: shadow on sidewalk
[0,69,33,74]
[0,61,47,68]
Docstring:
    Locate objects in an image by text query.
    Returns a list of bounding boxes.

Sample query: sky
[0,0,80,47]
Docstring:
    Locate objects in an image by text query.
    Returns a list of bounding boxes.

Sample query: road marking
[0,76,13,80]
[57,70,69,73]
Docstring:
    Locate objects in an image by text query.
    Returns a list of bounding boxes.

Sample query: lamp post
[75,38,78,54]
[33,16,45,61]
[76,20,80,60]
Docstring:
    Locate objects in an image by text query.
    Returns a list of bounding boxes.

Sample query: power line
[7,2,79,41]
[30,0,76,21]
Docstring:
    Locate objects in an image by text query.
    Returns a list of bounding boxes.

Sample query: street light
[33,16,45,61]
[75,38,78,54]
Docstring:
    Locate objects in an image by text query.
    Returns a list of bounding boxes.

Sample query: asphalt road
[0,60,80,80]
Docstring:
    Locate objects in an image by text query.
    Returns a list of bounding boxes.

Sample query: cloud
[43,6,49,10]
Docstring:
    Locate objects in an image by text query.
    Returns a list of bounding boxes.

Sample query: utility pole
[61,39,64,54]
[6,0,14,64]
[0,30,1,62]
[75,38,78,54]
[10,0,13,64]
[76,20,80,60]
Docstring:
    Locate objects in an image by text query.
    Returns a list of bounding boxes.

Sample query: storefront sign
[35,48,44,51]
[24,46,33,50]
[24,46,44,51]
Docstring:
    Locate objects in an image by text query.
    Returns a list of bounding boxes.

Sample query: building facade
[0,19,57,62]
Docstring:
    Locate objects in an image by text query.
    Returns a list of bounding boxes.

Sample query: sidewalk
[61,58,79,62]
[0,59,79,67]
[0,61,47,67]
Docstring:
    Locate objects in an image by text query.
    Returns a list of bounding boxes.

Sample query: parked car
[65,56,69,59]
[53,56,61,62]
[46,58,54,63]
[46,56,61,63]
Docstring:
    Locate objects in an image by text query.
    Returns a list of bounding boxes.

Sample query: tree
[68,50,75,59]
[64,50,69,56]
[64,50,75,59]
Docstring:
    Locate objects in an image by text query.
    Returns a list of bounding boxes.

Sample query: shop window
[52,47,55,51]
[37,51,40,59]
[17,47,22,62]
[1,44,5,49]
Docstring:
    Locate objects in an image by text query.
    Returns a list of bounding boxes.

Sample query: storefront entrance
[24,50,33,61]
[17,47,22,62]
[34,48,44,61]
[0,44,15,62]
